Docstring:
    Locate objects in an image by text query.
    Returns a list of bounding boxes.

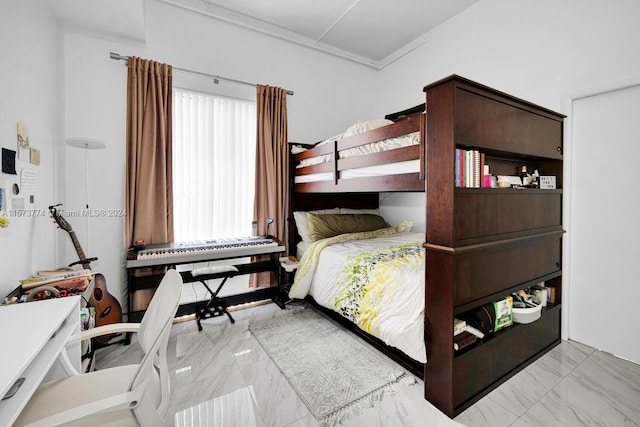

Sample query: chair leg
[134,396,165,427]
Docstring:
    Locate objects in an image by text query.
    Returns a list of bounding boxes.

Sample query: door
[569,83,640,363]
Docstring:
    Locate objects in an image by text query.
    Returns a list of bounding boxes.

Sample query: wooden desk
[0,296,81,426]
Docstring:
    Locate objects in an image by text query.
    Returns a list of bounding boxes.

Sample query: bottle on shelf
[531,169,540,188]
[520,166,531,187]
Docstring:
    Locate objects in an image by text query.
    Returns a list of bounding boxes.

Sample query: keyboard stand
[191,266,238,331]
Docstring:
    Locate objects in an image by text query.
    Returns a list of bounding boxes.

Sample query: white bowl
[512,302,542,324]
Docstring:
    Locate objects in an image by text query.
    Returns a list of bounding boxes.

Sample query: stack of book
[21,269,92,291]
[455,148,491,188]
[453,317,485,352]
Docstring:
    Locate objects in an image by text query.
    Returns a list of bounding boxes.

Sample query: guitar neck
[68,230,91,270]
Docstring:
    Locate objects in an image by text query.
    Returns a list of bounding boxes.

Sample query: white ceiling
[49,0,479,69]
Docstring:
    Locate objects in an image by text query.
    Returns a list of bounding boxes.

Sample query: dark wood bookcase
[423,76,565,417]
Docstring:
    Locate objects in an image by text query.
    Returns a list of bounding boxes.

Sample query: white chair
[15,269,183,427]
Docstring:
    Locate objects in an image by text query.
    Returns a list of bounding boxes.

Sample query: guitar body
[49,204,123,344]
[89,273,123,343]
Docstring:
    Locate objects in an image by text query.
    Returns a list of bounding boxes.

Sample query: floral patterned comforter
[289,224,427,362]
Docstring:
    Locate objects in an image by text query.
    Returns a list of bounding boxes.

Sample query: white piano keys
[126,237,284,268]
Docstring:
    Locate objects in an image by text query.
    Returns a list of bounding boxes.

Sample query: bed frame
[288,75,565,418]
[292,104,426,193]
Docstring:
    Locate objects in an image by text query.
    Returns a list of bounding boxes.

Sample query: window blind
[173,89,256,241]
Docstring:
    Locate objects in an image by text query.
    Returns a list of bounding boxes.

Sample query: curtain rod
[109,52,294,96]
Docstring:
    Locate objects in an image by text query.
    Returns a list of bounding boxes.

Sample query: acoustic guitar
[49,204,123,343]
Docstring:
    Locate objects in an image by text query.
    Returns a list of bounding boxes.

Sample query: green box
[493,296,513,332]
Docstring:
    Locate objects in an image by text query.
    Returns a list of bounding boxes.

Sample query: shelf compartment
[454,271,562,315]
[452,304,561,410]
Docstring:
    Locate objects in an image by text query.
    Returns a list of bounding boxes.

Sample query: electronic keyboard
[126,236,285,268]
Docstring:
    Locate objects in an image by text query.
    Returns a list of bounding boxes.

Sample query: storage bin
[512,302,542,324]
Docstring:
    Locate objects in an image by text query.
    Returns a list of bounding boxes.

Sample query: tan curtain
[251,85,288,287]
[125,57,174,247]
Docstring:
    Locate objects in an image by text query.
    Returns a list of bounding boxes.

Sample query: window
[173,89,256,242]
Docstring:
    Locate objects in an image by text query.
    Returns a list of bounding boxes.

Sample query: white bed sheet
[296,241,312,259]
[294,159,420,184]
[307,232,426,363]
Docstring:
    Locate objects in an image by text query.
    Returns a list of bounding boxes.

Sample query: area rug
[249,308,413,426]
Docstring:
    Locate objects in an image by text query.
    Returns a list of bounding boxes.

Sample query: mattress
[290,230,426,362]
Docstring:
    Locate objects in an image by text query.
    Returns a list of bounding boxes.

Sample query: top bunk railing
[291,108,426,193]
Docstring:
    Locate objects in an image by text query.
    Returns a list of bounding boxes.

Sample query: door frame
[561,75,640,342]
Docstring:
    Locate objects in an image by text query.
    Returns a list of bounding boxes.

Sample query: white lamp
[66,138,106,209]
[66,137,106,257]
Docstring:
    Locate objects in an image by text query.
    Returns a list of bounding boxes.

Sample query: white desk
[0,296,81,426]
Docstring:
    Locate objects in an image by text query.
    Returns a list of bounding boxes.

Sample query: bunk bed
[288,75,565,417]
[291,103,426,193]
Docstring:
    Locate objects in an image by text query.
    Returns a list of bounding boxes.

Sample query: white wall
[0,1,64,299]
[376,0,640,360]
[376,0,640,114]
[63,0,378,311]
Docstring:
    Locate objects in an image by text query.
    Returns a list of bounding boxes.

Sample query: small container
[512,302,542,324]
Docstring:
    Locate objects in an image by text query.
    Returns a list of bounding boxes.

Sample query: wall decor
[17,122,31,162]
[2,148,17,175]
[20,169,36,193]
[12,197,24,209]
[30,147,40,165]
[17,122,30,161]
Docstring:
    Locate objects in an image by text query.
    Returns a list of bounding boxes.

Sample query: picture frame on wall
[17,121,30,161]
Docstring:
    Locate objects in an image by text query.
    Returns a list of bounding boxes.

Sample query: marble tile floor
[95,301,640,427]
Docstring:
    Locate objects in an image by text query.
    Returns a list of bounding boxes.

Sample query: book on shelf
[453,330,477,351]
[454,317,485,340]
[455,149,461,188]
[465,150,471,187]
[464,324,485,339]
[473,150,481,188]
[455,148,489,188]
[21,269,92,290]
[23,268,91,280]
[454,317,466,336]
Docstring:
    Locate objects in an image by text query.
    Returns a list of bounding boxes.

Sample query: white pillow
[394,220,413,234]
[293,209,340,243]
[316,133,344,147]
[343,119,394,138]
[340,208,381,215]
[290,145,307,154]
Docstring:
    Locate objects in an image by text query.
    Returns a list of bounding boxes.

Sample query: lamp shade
[66,137,106,149]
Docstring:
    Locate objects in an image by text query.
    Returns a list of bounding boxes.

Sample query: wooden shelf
[452,304,561,411]
[424,75,565,417]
